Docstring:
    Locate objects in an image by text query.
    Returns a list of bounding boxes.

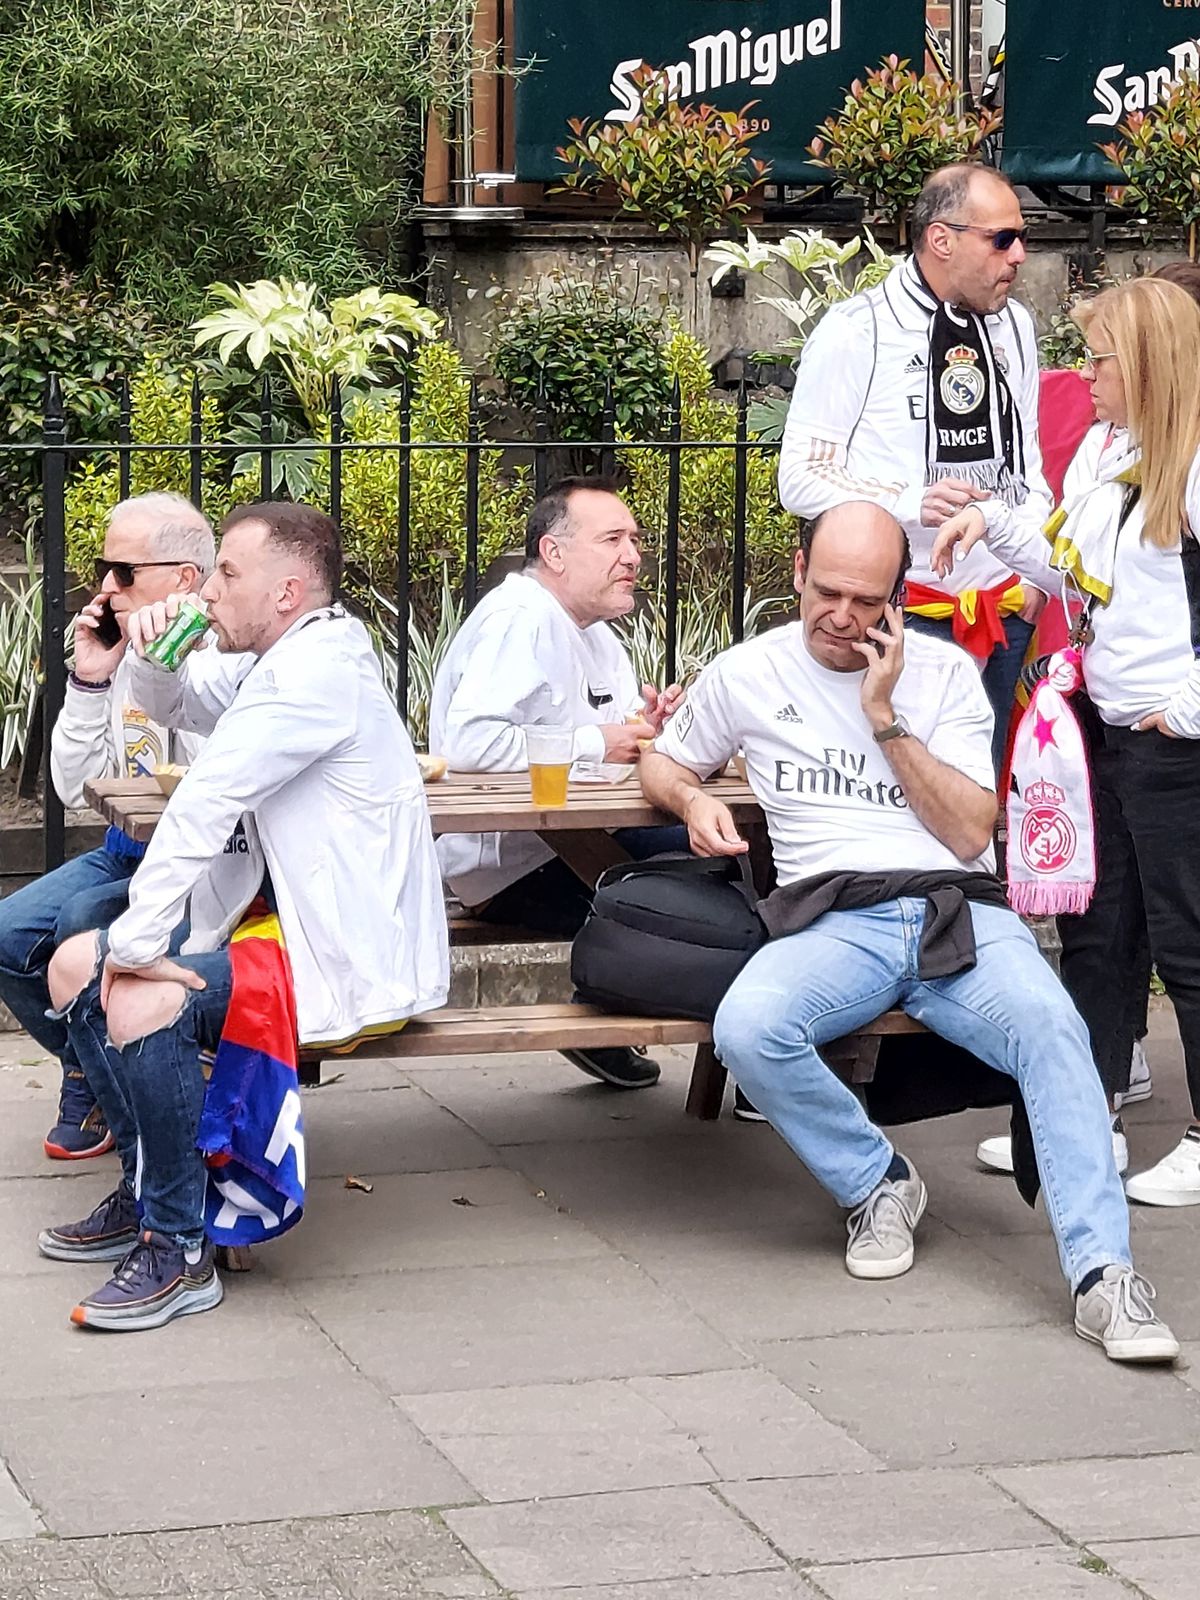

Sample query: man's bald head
[794,502,910,673]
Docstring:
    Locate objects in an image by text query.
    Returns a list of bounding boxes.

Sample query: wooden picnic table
[82,770,767,890]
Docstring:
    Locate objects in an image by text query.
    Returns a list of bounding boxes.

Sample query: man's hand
[920,479,990,527]
[853,602,906,732]
[601,719,657,763]
[1134,710,1179,738]
[1018,589,1048,625]
[930,505,988,580]
[100,953,207,1010]
[639,681,685,735]
[682,791,749,857]
[126,592,188,658]
[73,597,126,685]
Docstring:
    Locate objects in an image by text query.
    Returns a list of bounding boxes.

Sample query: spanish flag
[197,902,306,1247]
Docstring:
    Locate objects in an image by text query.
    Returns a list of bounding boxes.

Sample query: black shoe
[732,1087,768,1123]
[38,1183,140,1262]
[560,1046,661,1089]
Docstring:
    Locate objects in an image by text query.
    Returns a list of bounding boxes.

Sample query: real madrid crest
[939,344,986,416]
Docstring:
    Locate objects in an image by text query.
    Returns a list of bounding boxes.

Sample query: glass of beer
[523,724,573,808]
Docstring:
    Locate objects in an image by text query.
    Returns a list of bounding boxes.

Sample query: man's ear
[540,534,565,575]
[276,574,305,615]
[179,563,201,592]
[793,548,807,598]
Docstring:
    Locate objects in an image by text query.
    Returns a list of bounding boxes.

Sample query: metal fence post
[464,378,480,611]
[664,378,682,687]
[396,380,412,724]
[259,376,273,500]
[330,374,343,526]
[40,376,68,872]
[189,374,203,510]
[732,379,748,643]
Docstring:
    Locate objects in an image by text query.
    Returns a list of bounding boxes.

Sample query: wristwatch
[873,715,911,744]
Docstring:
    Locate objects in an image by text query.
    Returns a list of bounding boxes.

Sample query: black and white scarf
[905,262,1028,507]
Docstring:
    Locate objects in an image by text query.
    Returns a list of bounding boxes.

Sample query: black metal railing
[2,373,783,872]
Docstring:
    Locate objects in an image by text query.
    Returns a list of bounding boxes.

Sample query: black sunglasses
[94,558,183,588]
[940,221,1030,251]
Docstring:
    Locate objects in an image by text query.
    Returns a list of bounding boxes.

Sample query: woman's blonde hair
[1072,277,1200,547]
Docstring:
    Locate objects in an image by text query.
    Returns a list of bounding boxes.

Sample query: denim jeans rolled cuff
[712,898,1131,1291]
[60,933,234,1248]
[0,847,136,1065]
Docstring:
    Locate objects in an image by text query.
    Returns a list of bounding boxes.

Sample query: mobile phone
[91,597,124,649]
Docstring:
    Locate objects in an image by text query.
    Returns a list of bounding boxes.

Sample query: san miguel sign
[514,1,925,183]
[1002,3,1200,182]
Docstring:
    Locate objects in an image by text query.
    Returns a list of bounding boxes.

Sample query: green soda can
[143,597,210,670]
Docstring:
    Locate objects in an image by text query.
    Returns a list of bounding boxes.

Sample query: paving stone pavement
[3,1004,1200,1598]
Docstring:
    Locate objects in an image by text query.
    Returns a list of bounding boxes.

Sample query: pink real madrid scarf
[1007,648,1096,915]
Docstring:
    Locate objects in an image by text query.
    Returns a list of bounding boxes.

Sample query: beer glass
[523,725,573,808]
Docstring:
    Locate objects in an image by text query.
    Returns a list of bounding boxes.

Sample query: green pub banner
[1002,3,1200,183]
[514,0,926,183]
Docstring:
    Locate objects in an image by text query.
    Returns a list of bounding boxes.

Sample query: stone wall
[422,216,1189,374]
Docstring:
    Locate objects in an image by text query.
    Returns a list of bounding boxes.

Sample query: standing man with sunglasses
[0,493,213,1160]
[779,163,1052,774]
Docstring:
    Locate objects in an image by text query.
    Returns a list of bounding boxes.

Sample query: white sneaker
[1117,1040,1153,1107]
[845,1160,927,1280]
[1074,1265,1179,1363]
[976,1119,1128,1177]
[1125,1131,1200,1207]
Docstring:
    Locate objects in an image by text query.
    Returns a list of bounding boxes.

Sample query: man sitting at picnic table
[640,500,1179,1364]
[0,492,213,1163]
[39,502,448,1332]
[429,476,684,1090]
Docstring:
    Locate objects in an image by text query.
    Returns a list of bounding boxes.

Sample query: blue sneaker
[44,1068,114,1161]
[71,1231,223,1332]
[38,1183,140,1262]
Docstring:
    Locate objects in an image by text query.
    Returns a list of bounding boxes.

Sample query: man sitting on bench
[640,501,1178,1365]
[40,502,448,1332]
[430,476,684,1090]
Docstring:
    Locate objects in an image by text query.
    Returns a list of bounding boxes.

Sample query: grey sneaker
[1074,1266,1180,1363]
[845,1160,928,1280]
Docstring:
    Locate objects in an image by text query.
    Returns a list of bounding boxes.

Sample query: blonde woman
[933,276,1200,1207]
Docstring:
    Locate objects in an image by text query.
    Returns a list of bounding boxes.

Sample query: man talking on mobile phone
[638,501,1179,1365]
[0,493,212,1161]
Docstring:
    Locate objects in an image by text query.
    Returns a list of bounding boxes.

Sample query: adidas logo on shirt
[903,353,927,374]
[775,703,804,724]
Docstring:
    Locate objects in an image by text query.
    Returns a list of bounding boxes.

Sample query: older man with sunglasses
[779,162,1052,774]
[0,493,213,1160]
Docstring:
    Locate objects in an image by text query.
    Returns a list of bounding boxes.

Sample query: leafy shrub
[63,358,226,578]
[555,67,769,281]
[809,56,1000,238]
[0,271,167,518]
[0,0,475,317]
[621,332,796,602]
[341,341,530,610]
[193,280,441,433]
[1100,77,1200,261]
[490,278,675,442]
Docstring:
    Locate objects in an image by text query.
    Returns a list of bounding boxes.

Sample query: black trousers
[1058,699,1200,1114]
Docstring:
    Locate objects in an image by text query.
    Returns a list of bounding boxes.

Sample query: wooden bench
[297,1001,928,1121]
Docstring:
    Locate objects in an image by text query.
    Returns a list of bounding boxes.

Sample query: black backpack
[570,853,767,1022]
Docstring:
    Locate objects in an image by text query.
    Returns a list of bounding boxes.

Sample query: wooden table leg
[685,1040,727,1120]
[214,1244,255,1272]
[545,829,632,890]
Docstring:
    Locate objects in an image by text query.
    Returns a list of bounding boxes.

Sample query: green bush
[63,358,226,578]
[1100,76,1200,261]
[0,1,475,317]
[490,279,675,441]
[809,56,1000,239]
[0,271,168,520]
[341,341,530,612]
[620,332,796,602]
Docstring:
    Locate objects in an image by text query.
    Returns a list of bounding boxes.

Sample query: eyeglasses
[1082,347,1118,367]
[940,222,1030,251]
[94,558,182,588]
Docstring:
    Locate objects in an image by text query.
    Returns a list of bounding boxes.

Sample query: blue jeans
[712,899,1130,1292]
[59,939,233,1248]
[907,612,1034,775]
[0,848,136,1073]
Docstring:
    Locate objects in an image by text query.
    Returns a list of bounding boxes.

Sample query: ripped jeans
[62,936,233,1248]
